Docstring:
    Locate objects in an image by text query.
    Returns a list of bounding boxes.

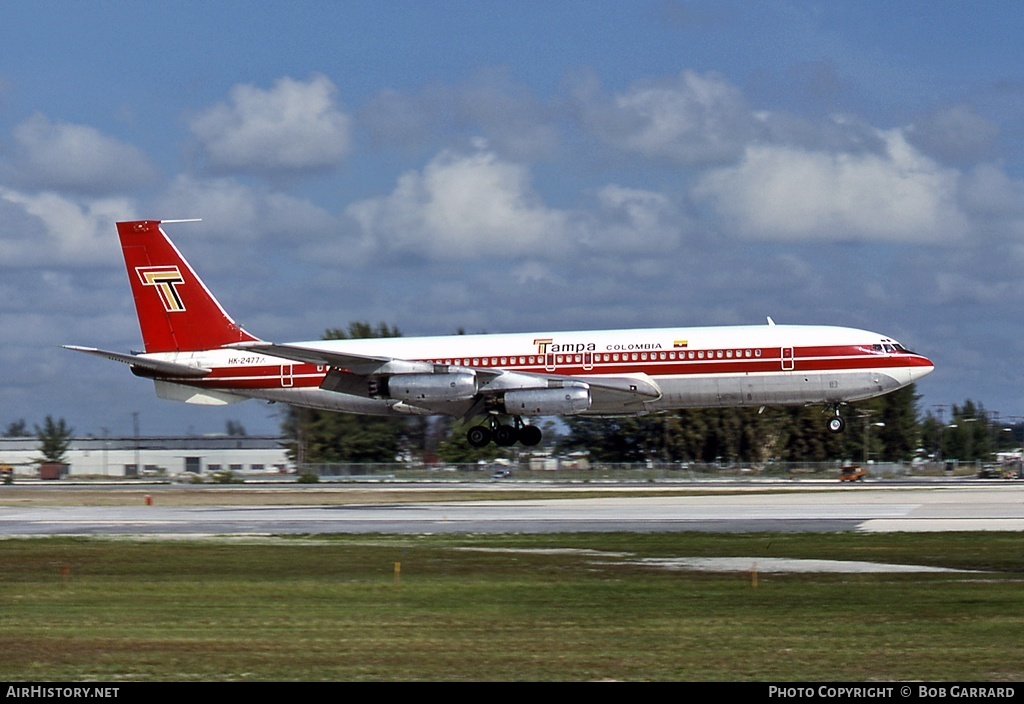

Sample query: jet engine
[502,385,591,415]
[379,372,478,402]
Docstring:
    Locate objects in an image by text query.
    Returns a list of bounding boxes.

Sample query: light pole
[860,409,884,464]
[863,419,885,465]
[132,412,140,477]
[942,423,960,473]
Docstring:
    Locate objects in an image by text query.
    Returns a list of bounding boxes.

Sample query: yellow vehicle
[839,465,867,482]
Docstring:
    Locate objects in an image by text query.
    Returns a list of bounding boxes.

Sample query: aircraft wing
[572,374,663,410]
[231,341,662,413]
[62,346,211,378]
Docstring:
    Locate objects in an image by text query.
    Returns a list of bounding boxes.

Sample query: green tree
[558,386,927,465]
[326,321,401,340]
[35,416,73,464]
[873,385,923,461]
[286,409,404,463]
[941,400,992,462]
[920,411,944,460]
[4,419,29,437]
[775,407,844,462]
[659,406,840,464]
[558,416,664,462]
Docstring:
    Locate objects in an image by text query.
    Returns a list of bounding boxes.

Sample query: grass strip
[1,532,1021,681]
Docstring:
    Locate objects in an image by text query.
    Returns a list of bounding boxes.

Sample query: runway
[1,482,1022,535]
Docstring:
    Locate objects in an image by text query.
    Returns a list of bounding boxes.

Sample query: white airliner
[65,220,934,447]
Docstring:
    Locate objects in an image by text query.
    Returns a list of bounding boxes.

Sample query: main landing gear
[827,405,846,433]
[467,416,542,448]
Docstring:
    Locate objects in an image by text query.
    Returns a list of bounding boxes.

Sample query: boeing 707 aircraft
[65,220,934,447]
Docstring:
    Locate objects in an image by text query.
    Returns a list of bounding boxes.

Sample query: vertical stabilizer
[117,220,258,353]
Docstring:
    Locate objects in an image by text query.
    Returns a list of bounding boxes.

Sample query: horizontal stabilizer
[62,345,211,378]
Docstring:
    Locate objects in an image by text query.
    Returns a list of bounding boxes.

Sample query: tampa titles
[534,337,679,354]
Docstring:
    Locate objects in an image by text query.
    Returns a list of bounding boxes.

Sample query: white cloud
[906,105,999,165]
[579,185,683,253]
[346,148,568,259]
[190,74,352,175]
[450,68,560,160]
[346,147,687,262]
[362,70,559,160]
[754,112,887,155]
[694,129,970,243]
[960,163,1024,219]
[508,260,564,285]
[6,114,156,195]
[578,70,753,165]
[155,175,339,241]
[0,188,133,266]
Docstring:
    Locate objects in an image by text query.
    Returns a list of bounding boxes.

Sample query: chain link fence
[291,459,1019,481]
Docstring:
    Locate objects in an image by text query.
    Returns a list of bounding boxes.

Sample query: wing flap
[583,374,663,413]
[585,374,663,399]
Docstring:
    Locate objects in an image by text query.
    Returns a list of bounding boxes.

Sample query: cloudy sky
[2,1,1023,437]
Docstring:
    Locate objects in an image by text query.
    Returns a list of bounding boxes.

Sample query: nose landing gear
[827,405,846,433]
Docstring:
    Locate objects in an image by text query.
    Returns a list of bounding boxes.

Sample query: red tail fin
[117,220,259,353]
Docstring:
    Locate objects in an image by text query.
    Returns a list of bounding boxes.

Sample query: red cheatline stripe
[178,345,930,389]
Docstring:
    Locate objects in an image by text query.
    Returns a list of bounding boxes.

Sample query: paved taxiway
[1,482,1022,535]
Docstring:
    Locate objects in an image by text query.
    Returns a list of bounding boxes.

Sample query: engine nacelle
[503,385,591,416]
[382,372,478,402]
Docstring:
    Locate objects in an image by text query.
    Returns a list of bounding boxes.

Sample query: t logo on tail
[136,266,186,312]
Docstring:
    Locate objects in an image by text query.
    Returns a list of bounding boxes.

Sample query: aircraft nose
[907,354,935,383]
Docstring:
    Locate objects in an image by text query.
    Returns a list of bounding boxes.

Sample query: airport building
[0,435,291,478]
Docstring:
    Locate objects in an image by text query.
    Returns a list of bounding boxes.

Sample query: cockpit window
[870,341,914,355]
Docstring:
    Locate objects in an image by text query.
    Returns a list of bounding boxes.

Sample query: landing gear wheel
[519,424,543,447]
[467,426,492,448]
[493,425,518,447]
[827,416,846,434]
